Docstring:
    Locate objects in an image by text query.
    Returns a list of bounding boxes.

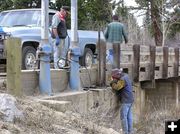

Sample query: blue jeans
[53,39,68,69]
[106,48,121,66]
[120,103,133,134]
[106,49,113,64]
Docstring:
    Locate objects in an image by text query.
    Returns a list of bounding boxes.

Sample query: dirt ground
[0,97,117,134]
[0,80,120,134]
[0,81,180,134]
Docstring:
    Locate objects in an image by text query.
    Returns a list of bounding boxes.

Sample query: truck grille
[0,36,5,59]
[0,34,7,41]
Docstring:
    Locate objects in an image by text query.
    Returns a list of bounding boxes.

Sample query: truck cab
[0,8,100,70]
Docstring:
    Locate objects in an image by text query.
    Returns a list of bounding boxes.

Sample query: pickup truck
[0,8,101,70]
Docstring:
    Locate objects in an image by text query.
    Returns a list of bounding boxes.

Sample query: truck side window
[49,13,55,26]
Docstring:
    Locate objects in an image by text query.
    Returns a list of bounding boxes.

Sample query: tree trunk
[150,0,163,46]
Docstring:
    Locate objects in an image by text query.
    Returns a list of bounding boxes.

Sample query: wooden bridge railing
[98,42,180,83]
[120,44,180,82]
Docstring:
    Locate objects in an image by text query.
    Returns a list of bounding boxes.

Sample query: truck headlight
[0,33,10,40]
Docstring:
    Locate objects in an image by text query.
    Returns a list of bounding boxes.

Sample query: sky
[124,0,138,7]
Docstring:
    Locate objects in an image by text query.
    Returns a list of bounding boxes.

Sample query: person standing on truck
[104,15,128,67]
[110,68,134,134]
[51,6,70,69]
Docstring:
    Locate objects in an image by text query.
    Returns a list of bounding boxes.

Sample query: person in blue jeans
[104,15,128,66]
[110,68,134,134]
[51,6,70,69]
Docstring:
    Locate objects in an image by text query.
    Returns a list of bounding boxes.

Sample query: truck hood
[0,26,42,43]
[0,26,41,36]
[67,30,105,40]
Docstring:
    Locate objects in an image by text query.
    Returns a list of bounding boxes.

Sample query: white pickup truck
[0,8,102,70]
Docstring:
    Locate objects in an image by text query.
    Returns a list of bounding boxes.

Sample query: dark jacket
[115,73,134,103]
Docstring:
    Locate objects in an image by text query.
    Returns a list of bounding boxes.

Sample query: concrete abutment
[19,69,180,124]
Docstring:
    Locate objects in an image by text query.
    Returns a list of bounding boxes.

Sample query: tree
[163,0,180,39]
[114,1,141,44]
[135,0,179,46]
[150,0,163,46]
[0,0,13,11]
[168,7,180,38]
[12,0,41,8]
[82,0,112,29]
[0,0,112,30]
[56,0,112,30]
[135,0,163,46]
[0,0,56,11]
[55,0,70,10]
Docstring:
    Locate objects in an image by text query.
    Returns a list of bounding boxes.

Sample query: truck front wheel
[80,48,94,68]
[22,46,37,70]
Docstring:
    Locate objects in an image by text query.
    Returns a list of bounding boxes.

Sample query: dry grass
[135,99,180,134]
[0,96,120,134]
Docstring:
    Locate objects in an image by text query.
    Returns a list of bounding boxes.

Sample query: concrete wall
[21,68,145,125]
[37,89,122,131]
[21,69,69,95]
[37,85,145,131]
[142,79,180,109]
[133,83,145,123]
[21,68,97,96]
[21,68,179,125]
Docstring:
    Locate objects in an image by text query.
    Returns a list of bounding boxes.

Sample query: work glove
[110,79,125,91]
[55,36,60,46]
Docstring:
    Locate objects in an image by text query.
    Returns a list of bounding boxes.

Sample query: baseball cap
[61,6,70,14]
[111,68,123,79]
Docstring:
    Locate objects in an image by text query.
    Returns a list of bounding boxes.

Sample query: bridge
[1,38,179,125]
[97,41,180,84]
[122,44,179,81]
[2,38,180,93]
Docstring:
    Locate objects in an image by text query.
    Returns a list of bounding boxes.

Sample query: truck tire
[80,48,94,68]
[22,46,37,70]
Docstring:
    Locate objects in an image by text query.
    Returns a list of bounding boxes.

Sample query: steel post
[69,47,81,90]
[39,0,52,95]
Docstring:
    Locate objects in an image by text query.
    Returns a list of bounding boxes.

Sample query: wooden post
[5,37,22,96]
[175,80,179,108]
[174,47,179,77]
[97,39,106,86]
[162,47,168,78]
[133,44,140,82]
[112,43,120,69]
[149,45,156,80]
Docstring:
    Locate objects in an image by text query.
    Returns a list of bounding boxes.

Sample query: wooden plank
[169,47,174,53]
[97,39,106,86]
[113,43,120,68]
[155,63,163,79]
[168,65,174,77]
[175,80,179,107]
[162,47,168,78]
[133,44,140,82]
[120,63,133,80]
[140,45,150,52]
[121,44,133,51]
[149,45,156,80]
[5,37,22,96]
[174,47,179,77]
[139,63,151,81]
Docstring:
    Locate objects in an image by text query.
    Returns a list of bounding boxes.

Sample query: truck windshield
[0,12,8,23]
[0,10,41,27]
